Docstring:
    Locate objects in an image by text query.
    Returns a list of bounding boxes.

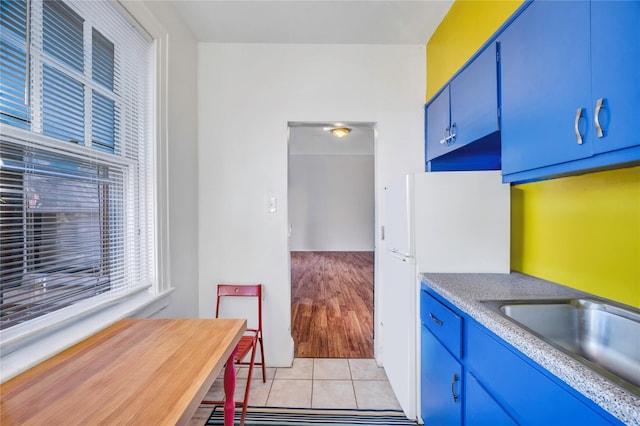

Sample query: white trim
[154,33,171,293]
[118,0,171,294]
[1,125,136,167]
[0,285,150,351]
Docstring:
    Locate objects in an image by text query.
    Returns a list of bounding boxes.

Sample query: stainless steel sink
[481,298,640,395]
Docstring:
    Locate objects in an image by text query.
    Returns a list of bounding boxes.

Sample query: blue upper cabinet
[590,1,640,155]
[450,42,499,151]
[500,0,640,182]
[425,43,501,171]
[425,85,451,162]
[500,1,592,176]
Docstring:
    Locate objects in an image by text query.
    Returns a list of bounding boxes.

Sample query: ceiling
[170,0,453,44]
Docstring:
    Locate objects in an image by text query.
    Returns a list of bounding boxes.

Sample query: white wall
[197,43,426,367]
[137,1,200,318]
[289,154,374,251]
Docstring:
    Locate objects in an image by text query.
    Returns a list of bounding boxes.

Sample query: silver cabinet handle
[594,98,604,138]
[429,313,443,326]
[451,373,459,402]
[439,124,457,146]
[439,127,449,145]
[574,108,584,145]
[449,122,456,144]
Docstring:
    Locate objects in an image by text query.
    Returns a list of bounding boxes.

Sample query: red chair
[202,284,266,426]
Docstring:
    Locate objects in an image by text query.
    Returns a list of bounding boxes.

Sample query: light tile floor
[188,358,402,425]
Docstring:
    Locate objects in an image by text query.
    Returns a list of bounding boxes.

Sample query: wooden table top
[0,318,246,426]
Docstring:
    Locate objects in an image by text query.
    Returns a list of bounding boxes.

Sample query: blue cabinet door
[465,372,517,426]
[425,86,451,162]
[590,1,640,154]
[466,321,621,425]
[500,1,592,175]
[426,43,499,166]
[421,324,462,425]
[450,43,499,149]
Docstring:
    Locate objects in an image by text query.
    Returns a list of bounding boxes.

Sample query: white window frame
[0,0,172,383]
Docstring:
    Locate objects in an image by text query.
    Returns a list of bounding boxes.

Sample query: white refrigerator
[381,170,510,420]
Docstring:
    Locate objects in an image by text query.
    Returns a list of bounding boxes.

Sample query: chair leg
[240,341,258,426]
[258,336,266,383]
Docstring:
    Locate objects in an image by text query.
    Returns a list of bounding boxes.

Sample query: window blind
[0,0,30,129]
[0,0,154,331]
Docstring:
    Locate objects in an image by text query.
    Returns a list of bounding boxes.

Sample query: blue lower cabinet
[421,324,463,425]
[419,285,625,425]
[465,321,622,425]
[465,372,516,426]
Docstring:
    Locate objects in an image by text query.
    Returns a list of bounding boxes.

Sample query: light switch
[268,196,277,213]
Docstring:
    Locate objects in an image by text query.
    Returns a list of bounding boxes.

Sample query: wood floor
[291,251,374,359]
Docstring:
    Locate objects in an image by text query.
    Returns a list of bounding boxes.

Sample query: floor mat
[205,405,418,425]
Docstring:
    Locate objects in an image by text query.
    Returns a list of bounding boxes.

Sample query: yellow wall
[511,167,640,306]
[426,1,522,100]
[426,1,640,307]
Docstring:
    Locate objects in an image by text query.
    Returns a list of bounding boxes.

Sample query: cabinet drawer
[421,290,462,357]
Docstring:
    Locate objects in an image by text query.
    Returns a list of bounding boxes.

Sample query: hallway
[291,251,374,358]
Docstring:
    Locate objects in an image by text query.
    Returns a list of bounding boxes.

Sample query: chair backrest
[215,284,263,332]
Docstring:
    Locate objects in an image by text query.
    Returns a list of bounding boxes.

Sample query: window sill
[0,288,174,382]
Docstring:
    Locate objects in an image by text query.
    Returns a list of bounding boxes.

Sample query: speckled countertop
[420,272,640,426]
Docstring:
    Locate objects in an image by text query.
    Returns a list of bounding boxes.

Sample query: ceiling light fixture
[331,127,351,138]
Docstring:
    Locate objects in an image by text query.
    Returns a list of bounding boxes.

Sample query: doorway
[288,122,375,358]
